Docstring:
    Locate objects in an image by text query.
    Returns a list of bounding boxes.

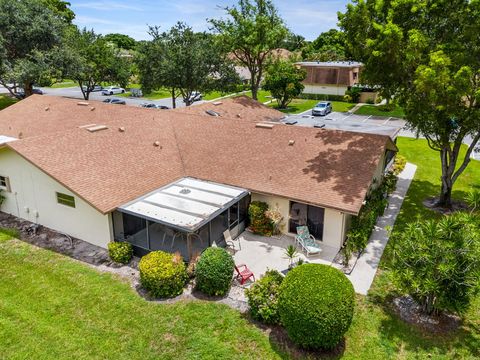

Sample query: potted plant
[284,245,299,269]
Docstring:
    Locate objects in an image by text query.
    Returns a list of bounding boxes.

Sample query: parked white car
[101,86,125,95]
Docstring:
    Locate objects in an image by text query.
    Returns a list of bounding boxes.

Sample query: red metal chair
[234,264,255,285]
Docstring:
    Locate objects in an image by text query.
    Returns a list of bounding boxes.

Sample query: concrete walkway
[347,162,417,295]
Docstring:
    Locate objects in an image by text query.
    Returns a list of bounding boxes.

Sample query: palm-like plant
[465,190,480,214]
[284,245,299,268]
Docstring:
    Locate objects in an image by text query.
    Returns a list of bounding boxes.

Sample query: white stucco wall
[251,192,348,250]
[0,147,112,248]
[302,84,349,96]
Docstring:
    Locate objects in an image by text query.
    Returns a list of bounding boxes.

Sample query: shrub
[297,92,345,102]
[248,201,273,236]
[195,247,234,296]
[186,252,201,279]
[278,264,355,349]
[391,212,480,315]
[344,86,361,103]
[108,241,133,264]
[139,251,187,298]
[245,270,283,324]
[466,190,480,213]
[392,155,407,175]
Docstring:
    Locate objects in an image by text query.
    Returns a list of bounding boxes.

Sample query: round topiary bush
[139,251,188,298]
[278,264,355,349]
[108,241,133,264]
[195,247,235,296]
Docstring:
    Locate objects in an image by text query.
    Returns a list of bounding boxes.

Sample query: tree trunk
[436,147,456,208]
[251,77,258,101]
[24,82,33,97]
[171,88,176,109]
[437,179,453,208]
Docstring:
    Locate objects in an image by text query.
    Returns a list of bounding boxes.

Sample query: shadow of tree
[302,130,389,208]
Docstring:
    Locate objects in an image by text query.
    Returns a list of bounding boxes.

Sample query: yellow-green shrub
[108,242,133,264]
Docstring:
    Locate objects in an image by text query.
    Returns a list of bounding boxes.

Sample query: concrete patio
[231,231,340,280]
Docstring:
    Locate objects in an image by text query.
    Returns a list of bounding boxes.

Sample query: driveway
[283,109,406,138]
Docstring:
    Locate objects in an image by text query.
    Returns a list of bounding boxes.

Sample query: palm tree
[284,245,299,269]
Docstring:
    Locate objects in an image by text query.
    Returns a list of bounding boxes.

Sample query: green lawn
[269,99,354,114]
[355,104,405,118]
[50,80,77,88]
[0,95,18,110]
[0,233,283,359]
[1,138,479,359]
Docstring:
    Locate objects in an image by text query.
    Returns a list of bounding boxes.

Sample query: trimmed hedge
[248,201,273,236]
[297,93,345,102]
[278,264,355,349]
[245,269,283,324]
[108,241,133,264]
[195,247,234,296]
[139,251,187,298]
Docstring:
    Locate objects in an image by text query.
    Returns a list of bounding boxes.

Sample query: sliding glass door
[288,202,325,240]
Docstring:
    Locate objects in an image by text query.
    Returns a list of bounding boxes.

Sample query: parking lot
[282,110,406,138]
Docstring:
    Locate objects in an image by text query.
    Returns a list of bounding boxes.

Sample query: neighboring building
[0,95,396,259]
[296,61,362,96]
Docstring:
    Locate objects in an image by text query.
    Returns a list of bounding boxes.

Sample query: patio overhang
[117,177,249,232]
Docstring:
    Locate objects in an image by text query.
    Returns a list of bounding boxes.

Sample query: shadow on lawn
[241,313,346,360]
[367,291,480,358]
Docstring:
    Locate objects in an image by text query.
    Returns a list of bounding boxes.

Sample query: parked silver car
[101,86,125,95]
[312,101,332,116]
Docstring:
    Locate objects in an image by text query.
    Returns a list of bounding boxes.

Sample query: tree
[0,0,68,98]
[137,23,239,107]
[392,213,480,315]
[65,28,131,100]
[104,33,137,50]
[282,31,306,52]
[42,0,75,23]
[210,0,288,101]
[263,59,305,109]
[339,0,480,207]
[302,29,347,61]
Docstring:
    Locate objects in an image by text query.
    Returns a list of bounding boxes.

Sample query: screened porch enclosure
[112,178,250,259]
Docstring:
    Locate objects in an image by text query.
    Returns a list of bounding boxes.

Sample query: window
[0,175,10,191]
[56,192,76,208]
[288,202,325,240]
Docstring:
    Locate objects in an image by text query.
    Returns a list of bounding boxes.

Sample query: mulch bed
[423,197,470,215]
[392,296,461,334]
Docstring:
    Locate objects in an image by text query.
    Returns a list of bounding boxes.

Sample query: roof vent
[179,188,191,195]
[153,141,160,147]
[44,106,49,111]
[86,125,108,132]
[118,127,125,132]
[212,101,222,106]
[205,110,220,117]
[236,114,241,118]
[255,123,274,129]
[90,107,95,111]
[288,140,295,146]
[77,102,89,106]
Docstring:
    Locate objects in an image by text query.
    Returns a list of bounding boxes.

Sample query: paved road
[0,85,195,109]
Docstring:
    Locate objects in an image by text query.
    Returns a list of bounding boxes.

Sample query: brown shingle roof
[173,96,284,122]
[0,95,395,215]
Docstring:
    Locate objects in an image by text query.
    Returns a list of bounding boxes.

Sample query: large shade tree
[137,22,239,107]
[339,0,480,207]
[0,0,69,98]
[65,28,131,100]
[210,0,288,101]
[302,29,347,61]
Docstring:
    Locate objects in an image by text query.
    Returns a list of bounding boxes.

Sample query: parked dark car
[103,98,126,105]
[312,101,332,116]
[15,88,43,98]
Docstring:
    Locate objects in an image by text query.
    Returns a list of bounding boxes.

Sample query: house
[0,95,396,259]
[296,61,362,96]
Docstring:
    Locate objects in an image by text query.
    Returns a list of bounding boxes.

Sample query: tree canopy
[263,60,305,108]
[42,0,75,23]
[210,0,288,101]
[339,0,480,207]
[0,0,68,97]
[302,29,347,61]
[65,28,131,100]
[104,33,137,50]
[137,22,239,107]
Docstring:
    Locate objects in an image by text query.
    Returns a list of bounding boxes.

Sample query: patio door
[288,202,324,240]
